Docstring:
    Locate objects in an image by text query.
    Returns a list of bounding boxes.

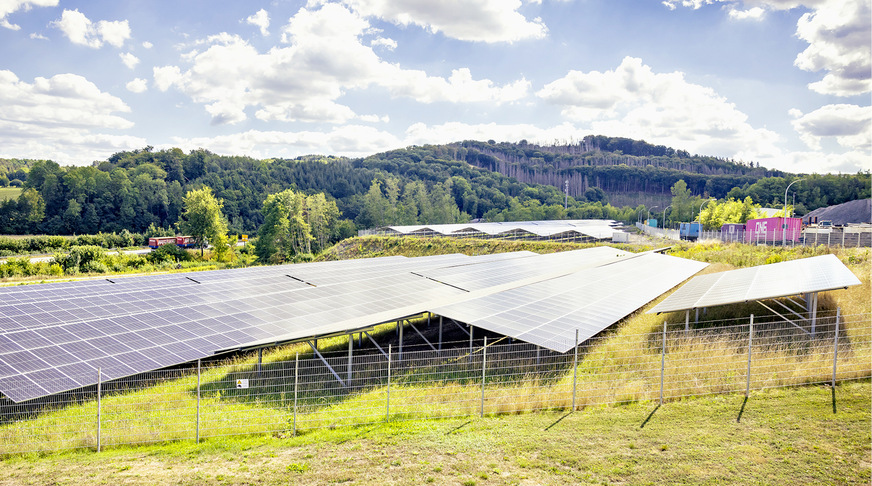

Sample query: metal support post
[572,329,578,411]
[408,321,436,350]
[293,353,298,436]
[257,348,262,372]
[685,310,690,332]
[306,341,346,388]
[660,322,666,405]
[398,320,404,361]
[811,293,818,335]
[386,345,391,421]
[196,359,201,443]
[97,367,102,453]
[536,346,540,365]
[438,316,443,351]
[746,315,753,397]
[469,325,474,354]
[832,307,840,388]
[347,333,353,383]
[480,337,487,418]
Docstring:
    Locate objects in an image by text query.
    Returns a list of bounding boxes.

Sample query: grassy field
[0,381,868,485]
[0,187,20,201]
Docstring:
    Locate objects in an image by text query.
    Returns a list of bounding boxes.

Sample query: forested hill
[454,138,783,207]
[0,140,868,237]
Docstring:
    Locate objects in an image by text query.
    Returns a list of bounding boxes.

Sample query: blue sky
[0,0,869,173]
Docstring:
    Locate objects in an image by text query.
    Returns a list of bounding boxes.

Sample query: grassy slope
[0,381,868,485]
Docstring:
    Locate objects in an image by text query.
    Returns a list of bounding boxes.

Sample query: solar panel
[416,247,630,291]
[648,254,862,314]
[0,249,701,402]
[430,253,708,353]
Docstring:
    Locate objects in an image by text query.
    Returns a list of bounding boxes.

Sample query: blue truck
[679,222,702,241]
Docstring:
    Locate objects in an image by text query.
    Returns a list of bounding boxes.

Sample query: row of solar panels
[1,247,708,403]
[370,219,621,239]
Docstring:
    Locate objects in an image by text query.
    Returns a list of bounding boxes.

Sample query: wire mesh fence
[0,309,869,455]
[636,223,872,247]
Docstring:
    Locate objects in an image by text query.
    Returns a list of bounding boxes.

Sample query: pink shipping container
[744,217,802,243]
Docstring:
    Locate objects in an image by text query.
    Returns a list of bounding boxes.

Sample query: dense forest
[453,138,868,209]
[0,137,868,238]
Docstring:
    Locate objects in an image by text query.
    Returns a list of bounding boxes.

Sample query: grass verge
[0,380,868,485]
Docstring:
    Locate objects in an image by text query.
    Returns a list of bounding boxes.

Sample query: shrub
[147,244,193,264]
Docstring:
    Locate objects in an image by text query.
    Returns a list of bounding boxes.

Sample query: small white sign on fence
[236,379,249,389]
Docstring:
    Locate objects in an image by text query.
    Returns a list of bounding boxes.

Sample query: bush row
[0,230,143,256]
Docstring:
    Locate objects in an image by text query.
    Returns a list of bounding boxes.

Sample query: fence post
[660,321,666,405]
[832,307,840,388]
[96,367,101,453]
[386,344,391,422]
[746,315,753,397]
[480,337,487,418]
[572,329,578,412]
[196,359,201,443]
[293,353,298,436]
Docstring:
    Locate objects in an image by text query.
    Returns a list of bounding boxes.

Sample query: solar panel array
[377,219,620,239]
[429,253,709,352]
[0,254,503,402]
[648,254,862,314]
[0,247,706,403]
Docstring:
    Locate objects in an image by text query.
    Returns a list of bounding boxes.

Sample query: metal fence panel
[0,311,869,455]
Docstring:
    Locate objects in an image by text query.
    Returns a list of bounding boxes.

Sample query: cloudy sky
[0,0,869,173]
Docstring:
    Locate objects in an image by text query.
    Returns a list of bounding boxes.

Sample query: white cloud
[537,56,782,160]
[0,70,143,164]
[317,0,547,43]
[404,121,580,146]
[155,5,530,125]
[795,0,871,96]
[245,8,270,36]
[0,0,57,30]
[29,32,47,40]
[119,52,139,69]
[168,125,402,159]
[728,6,766,19]
[790,104,871,151]
[663,0,871,96]
[126,77,148,93]
[142,40,153,49]
[51,9,131,48]
[370,37,397,50]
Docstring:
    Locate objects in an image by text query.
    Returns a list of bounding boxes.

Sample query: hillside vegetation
[1,139,868,238]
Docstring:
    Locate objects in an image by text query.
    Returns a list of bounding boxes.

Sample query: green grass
[0,187,20,201]
[0,381,868,485]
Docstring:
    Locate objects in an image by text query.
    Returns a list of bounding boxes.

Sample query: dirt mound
[803,199,871,225]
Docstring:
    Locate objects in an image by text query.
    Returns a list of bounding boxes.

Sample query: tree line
[0,142,867,240]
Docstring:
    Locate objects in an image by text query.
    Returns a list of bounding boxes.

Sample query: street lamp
[698,198,715,223]
[647,206,658,225]
[783,178,805,246]
[662,205,672,229]
[783,178,804,219]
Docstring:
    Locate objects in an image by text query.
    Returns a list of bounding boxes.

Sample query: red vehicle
[175,236,197,248]
[148,236,177,249]
[148,236,196,249]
